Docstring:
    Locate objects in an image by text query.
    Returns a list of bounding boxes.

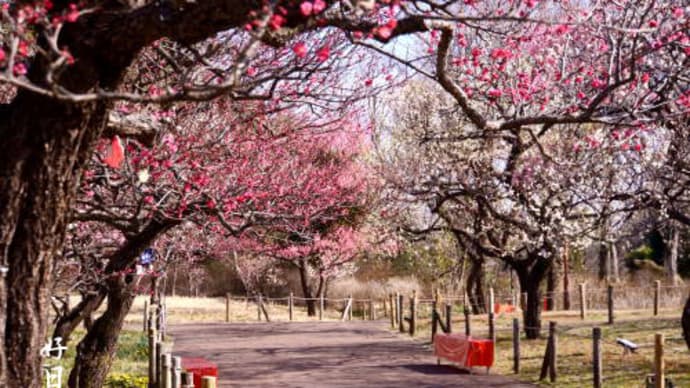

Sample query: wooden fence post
[398,294,405,333]
[488,287,495,314]
[288,292,294,321]
[512,318,520,374]
[148,328,157,388]
[144,300,149,332]
[488,312,496,346]
[319,291,324,321]
[607,284,614,325]
[463,292,468,315]
[157,343,166,388]
[655,333,665,388]
[172,356,182,388]
[340,297,351,321]
[549,321,557,382]
[592,327,602,388]
[161,353,172,388]
[369,300,376,320]
[348,295,353,321]
[181,372,194,388]
[201,376,217,388]
[539,321,557,382]
[563,244,571,311]
[149,308,157,340]
[464,306,471,336]
[445,303,452,333]
[260,297,270,322]
[225,293,230,323]
[409,292,416,337]
[431,300,438,342]
[159,301,166,341]
[579,283,587,320]
[654,280,661,316]
[257,295,262,322]
[389,294,395,328]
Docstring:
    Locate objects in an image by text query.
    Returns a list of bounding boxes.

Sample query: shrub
[105,373,148,388]
[115,331,148,361]
[329,276,422,300]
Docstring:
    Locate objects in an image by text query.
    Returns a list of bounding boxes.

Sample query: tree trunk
[53,218,173,348]
[296,259,316,316]
[682,293,690,349]
[562,245,571,310]
[523,281,542,339]
[610,242,620,283]
[68,275,139,388]
[52,292,107,347]
[0,90,108,387]
[305,297,316,316]
[315,274,326,310]
[59,219,174,387]
[473,268,486,314]
[322,276,330,310]
[0,5,273,385]
[546,261,557,311]
[466,258,485,314]
[666,226,680,285]
[171,267,178,297]
[598,241,608,281]
[0,270,6,385]
[514,256,551,339]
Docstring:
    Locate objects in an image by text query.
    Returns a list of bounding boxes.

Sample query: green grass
[49,329,149,387]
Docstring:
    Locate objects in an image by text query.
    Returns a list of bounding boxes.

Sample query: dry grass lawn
[122,295,353,327]
[409,304,689,388]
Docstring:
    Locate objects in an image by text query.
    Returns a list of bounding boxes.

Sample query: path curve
[169,321,534,388]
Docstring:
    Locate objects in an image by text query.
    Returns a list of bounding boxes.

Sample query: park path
[169,321,534,388]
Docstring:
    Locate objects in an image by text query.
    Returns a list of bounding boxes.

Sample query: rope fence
[145,280,689,328]
[141,279,688,387]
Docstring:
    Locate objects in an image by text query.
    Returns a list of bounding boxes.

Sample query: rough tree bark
[295,258,320,316]
[0,92,109,387]
[68,275,139,388]
[53,219,173,346]
[546,259,557,311]
[170,267,178,297]
[465,257,486,314]
[682,292,690,349]
[665,226,680,285]
[562,245,571,310]
[513,256,551,339]
[67,219,176,387]
[0,3,268,386]
[52,292,107,346]
[598,240,609,282]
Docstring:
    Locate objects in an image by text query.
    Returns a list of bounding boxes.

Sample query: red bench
[182,357,218,387]
[493,303,516,314]
[433,333,494,373]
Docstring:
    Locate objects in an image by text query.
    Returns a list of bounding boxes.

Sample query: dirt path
[169,321,534,388]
